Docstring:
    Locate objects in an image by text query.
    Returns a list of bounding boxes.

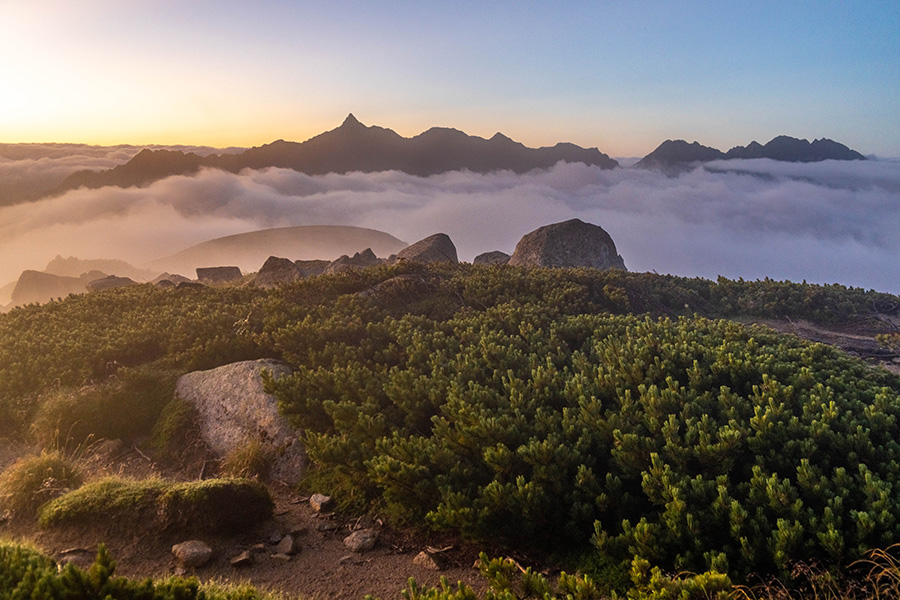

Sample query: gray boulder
[86,275,137,292]
[152,273,192,287]
[175,359,306,482]
[196,266,242,283]
[508,219,626,270]
[10,270,105,305]
[473,251,510,265]
[343,528,379,553]
[256,256,302,288]
[395,234,458,264]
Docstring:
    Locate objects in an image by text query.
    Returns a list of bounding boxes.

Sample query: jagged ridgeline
[2,263,900,582]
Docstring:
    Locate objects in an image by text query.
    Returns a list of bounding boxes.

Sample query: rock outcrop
[395,234,458,264]
[508,219,626,270]
[325,248,383,274]
[10,269,106,306]
[86,275,137,292]
[295,259,331,277]
[256,256,302,288]
[196,266,242,283]
[175,359,306,482]
[473,251,510,266]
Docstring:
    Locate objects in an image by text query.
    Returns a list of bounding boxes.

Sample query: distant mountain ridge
[49,115,619,197]
[636,135,865,173]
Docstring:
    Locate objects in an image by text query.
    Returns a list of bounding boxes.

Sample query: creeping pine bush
[0,451,83,516]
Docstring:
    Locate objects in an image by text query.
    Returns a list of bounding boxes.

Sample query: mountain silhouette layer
[49,115,619,197]
[636,135,865,173]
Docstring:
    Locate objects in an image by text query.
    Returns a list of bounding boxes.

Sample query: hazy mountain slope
[49,115,619,197]
[146,225,408,275]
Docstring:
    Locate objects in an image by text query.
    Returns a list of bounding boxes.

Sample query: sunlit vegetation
[1,262,899,595]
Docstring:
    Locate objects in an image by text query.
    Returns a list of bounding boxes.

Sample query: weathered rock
[413,550,444,571]
[295,259,331,277]
[508,219,626,270]
[196,266,242,283]
[256,256,303,288]
[473,251,510,266]
[86,275,137,292]
[172,540,213,568]
[10,270,96,305]
[395,234,458,264]
[152,273,192,287]
[56,548,94,570]
[309,493,334,513]
[343,528,378,553]
[325,248,384,274]
[274,534,298,556]
[175,359,306,483]
[271,553,292,562]
[251,543,267,553]
[230,551,253,567]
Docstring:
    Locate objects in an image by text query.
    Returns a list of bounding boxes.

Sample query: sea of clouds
[1,154,898,295]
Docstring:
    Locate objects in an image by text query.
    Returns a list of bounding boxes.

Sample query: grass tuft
[0,451,83,517]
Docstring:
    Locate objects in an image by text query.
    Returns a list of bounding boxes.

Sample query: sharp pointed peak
[341,113,364,128]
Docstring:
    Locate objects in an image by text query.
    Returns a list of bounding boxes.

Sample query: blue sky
[0,0,897,156]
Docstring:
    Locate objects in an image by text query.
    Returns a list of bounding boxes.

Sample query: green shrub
[0,451,83,516]
[38,477,273,533]
[30,366,178,451]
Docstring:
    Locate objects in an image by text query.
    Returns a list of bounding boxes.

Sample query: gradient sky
[1,0,898,156]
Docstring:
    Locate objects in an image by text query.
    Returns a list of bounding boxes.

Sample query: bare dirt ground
[0,444,490,600]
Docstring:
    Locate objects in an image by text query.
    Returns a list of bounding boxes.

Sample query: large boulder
[473,251,510,266]
[175,359,306,482]
[256,256,302,288]
[196,266,242,283]
[10,270,107,306]
[86,275,137,292]
[508,219,626,270]
[395,234,458,264]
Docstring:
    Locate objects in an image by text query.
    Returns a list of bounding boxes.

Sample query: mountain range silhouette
[50,114,619,197]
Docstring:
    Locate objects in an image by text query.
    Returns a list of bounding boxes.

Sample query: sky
[1,1,898,157]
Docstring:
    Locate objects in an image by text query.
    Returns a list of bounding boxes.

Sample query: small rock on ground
[171,540,213,568]
[275,534,298,556]
[413,551,443,571]
[343,528,378,553]
[230,551,253,567]
[309,493,334,512]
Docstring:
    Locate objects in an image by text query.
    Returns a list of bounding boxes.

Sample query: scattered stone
[395,233,458,264]
[343,528,379,553]
[275,534,298,556]
[230,551,253,568]
[309,493,334,512]
[256,256,303,288]
[413,550,444,571]
[171,540,213,568]
[251,543,267,553]
[196,266,242,283]
[507,219,626,270]
[86,275,137,292]
[473,251,510,265]
[271,553,292,562]
[175,359,307,483]
[267,529,285,545]
[317,522,340,532]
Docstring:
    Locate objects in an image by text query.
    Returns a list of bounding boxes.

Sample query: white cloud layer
[1,158,898,294]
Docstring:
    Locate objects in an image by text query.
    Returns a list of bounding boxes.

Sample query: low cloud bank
[1,157,898,294]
